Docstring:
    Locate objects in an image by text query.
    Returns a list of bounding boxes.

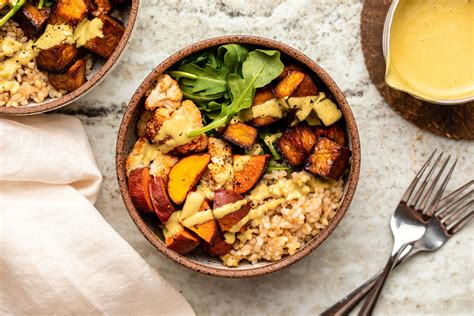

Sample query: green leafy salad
[168,44,284,137]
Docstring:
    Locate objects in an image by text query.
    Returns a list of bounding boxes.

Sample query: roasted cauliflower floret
[206,137,234,190]
[149,152,179,183]
[137,110,153,137]
[125,138,160,175]
[145,74,183,111]
[145,100,207,154]
[145,107,173,142]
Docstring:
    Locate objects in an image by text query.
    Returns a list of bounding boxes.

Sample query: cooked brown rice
[0,21,64,107]
[221,170,344,266]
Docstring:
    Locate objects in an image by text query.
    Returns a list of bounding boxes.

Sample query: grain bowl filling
[125,44,352,267]
[0,0,128,107]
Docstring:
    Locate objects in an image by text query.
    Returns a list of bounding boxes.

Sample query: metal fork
[357,151,456,315]
[321,180,473,315]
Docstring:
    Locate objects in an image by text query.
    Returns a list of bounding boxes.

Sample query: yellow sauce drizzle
[73,18,104,48]
[34,24,74,50]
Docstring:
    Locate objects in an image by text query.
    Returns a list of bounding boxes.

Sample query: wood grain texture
[361,0,474,140]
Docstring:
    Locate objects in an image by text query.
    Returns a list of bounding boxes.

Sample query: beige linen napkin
[0,114,194,315]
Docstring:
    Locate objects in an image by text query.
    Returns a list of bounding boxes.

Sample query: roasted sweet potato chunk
[84,15,124,58]
[278,64,304,80]
[48,59,86,92]
[48,0,89,26]
[165,229,200,255]
[249,88,280,127]
[213,190,250,232]
[292,75,319,97]
[304,137,351,180]
[222,122,258,149]
[234,155,270,194]
[13,3,51,38]
[167,154,211,205]
[275,70,305,99]
[314,125,346,146]
[127,167,153,213]
[202,231,233,257]
[188,199,218,243]
[277,123,317,167]
[36,43,78,73]
[149,176,175,224]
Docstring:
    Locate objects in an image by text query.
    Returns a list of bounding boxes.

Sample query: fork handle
[320,271,381,316]
[320,244,415,315]
[358,246,407,316]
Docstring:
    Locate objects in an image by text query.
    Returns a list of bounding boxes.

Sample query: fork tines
[435,180,473,234]
[402,150,458,216]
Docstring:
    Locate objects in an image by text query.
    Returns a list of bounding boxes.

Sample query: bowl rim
[116,35,361,278]
[0,0,140,116]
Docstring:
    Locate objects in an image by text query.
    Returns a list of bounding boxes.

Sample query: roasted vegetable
[36,43,78,73]
[127,167,153,213]
[167,154,211,204]
[277,123,317,167]
[314,124,346,146]
[207,137,234,190]
[86,0,112,16]
[304,137,351,180]
[313,96,342,126]
[48,58,86,92]
[48,0,89,26]
[222,122,258,150]
[292,74,319,97]
[163,211,200,254]
[233,155,270,194]
[165,229,200,254]
[84,14,124,58]
[188,199,218,244]
[261,131,282,160]
[277,63,304,80]
[202,231,233,256]
[13,3,51,38]
[249,87,280,127]
[146,100,207,155]
[149,176,175,224]
[125,137,160,176]
[275,69,305,99]
[145,74,182,111]
[213,189,250,232]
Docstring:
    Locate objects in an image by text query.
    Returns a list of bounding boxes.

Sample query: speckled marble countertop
[54,0,473,314]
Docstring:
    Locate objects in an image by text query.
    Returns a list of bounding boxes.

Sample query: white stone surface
[56,0,473,314]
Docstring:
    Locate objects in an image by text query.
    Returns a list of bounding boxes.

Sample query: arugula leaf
[188,49,284,137]
[218,44,249,74]
[169,63,228,95]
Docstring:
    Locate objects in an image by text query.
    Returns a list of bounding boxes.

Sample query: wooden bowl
[0,0,140,116]
[116,35,361,278]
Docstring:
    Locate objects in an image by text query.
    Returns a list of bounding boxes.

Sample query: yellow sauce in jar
[386,0,474,101]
